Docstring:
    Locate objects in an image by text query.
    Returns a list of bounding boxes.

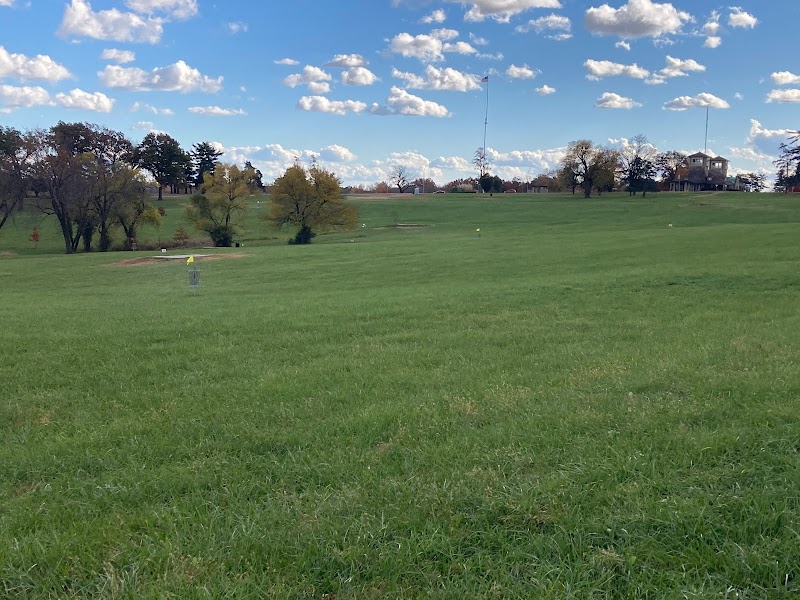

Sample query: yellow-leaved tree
[187,163,255,247]
[267,164,357,244]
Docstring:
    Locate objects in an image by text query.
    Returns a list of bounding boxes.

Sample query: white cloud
[326,54,367,68]
[646,55,705,83]
[484,147,568,175]
[0,84,51,112]
[131,101,173,115]
[59,0,164,44]
[0,46,71,82]
[188,106,246,116]
[469,33,488,45]
[772,71,800,86]
[584,59,649,80]
[275,58,300,66]
[506,64,537,79]
[615,41,631,50]
[421,9,446,24]
[477,52,504,60]
[663,92,729,110]
[0,0,15,6]
[99,60,223,93]
[283,66,332,94]
[226,22,248,34]
[702,11,720,35]
[704,36,721,48]
[342,67,379,86]
[100,48,136,64]
[443,41,478,55]
[319,144,357,162]
[392,65,481,91]
[389,32,476,61]
[728,7,757,29]
[431,155,472,171]
[442,0,563,23]
[125,0,198,20]
[585,0,692,39]
[389,33,446,62]
[734,92,743,100]
[536,84,556,95]
[297,96,367,115]
[595,91,641,109]
[747,119,793,155]
[766,89,800,104]
[131,121,155,131]
[727,146,775,164]
[55,88,115,112]
[515,13,572,37]
[376,86,450,117]
[431,28,460,41]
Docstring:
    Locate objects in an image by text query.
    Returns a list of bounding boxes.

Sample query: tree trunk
[99,225,112,252]
[158,185,163,201]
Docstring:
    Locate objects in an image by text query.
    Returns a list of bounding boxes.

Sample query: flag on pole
[186,255,194,265]
[481,75,489,83]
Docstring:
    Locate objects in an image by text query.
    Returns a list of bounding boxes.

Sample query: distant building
[671,152,741,191]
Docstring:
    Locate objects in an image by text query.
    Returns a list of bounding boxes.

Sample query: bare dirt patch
[102,253,249,268]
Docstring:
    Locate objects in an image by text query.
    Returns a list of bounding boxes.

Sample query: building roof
[688,152,712,158]
[711,156,728,162]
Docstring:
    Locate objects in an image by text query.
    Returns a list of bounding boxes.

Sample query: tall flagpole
[482,75,489,156]
[704,106,709,155]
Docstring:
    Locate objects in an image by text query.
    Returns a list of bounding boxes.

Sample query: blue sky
[0,0,797,186]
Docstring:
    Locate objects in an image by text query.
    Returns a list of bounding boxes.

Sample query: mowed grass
[1,192,799,598]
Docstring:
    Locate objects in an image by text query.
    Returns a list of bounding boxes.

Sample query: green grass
[1,192,799,598]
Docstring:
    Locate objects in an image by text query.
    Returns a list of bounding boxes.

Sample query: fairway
[1,192,799,598]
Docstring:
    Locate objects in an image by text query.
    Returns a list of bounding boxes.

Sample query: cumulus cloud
[59,0,164,44]
[319,144,357,162]
[380,86,450,117]
[772,71,800,86]
[506,64,538,79]
[131,101,173,115]
[297,96,367,115]
[274,58,300,66]
[584,59,649,80]
[515,13,572,39]
[282,66,332,94]
[342,67,379,86]
[326,54,367,68]
[536,84,556,95]
[585,0,692,39]
[704,36,721,48]
[131,121,156,131]
[55,88,115,112]
[389,33,447,62]
[392,65,482,91]
[615,41,631,50]
[0,46,71,82]
[442,0,563,23]
[646,55,705,84]
[766,89,800,103]
[421,9,446,23]
[99,60,223,93]
[663,92,729,110]
[100,48,136,64]
[125,0,198,19]
[389,32,476,62]
[0,0,15,6]
[595,91,641,109]
[0,84,51,112]
[728,7,757,28]
[188,105,246,116]
[747,119,793,155]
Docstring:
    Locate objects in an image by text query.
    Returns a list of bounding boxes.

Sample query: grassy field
[1,192,799,598]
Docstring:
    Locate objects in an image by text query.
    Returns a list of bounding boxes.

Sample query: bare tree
[390,165,414,193]
[473,147,489,177]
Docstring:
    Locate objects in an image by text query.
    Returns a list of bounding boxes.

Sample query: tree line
[0,122,356,253]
